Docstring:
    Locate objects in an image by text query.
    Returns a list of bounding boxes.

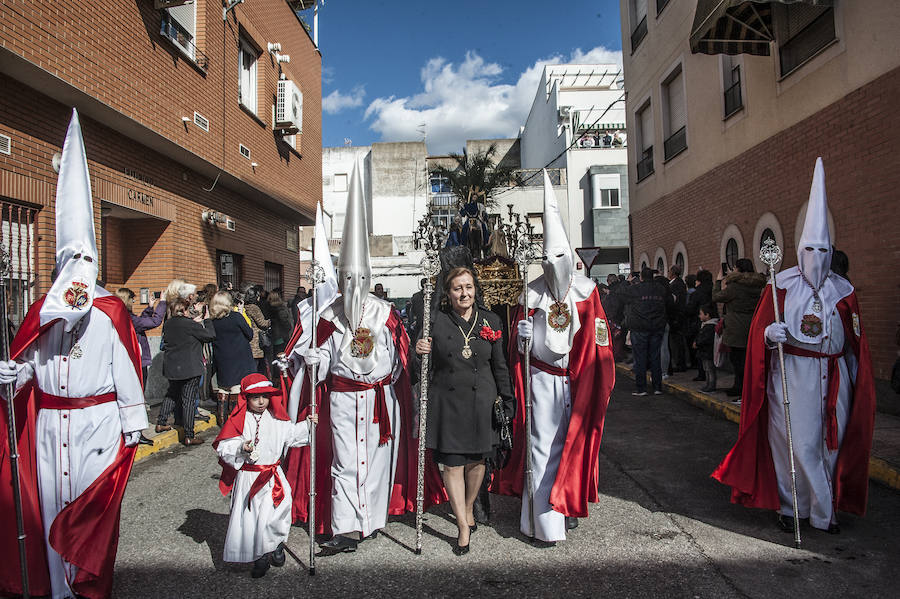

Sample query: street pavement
[114,383,900,598]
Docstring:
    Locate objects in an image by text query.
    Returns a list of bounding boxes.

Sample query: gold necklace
[547,278,573,332]
[456,309,479,359]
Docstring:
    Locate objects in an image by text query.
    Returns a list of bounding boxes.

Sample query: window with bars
[775,4,836,77]
[264,262,284,292]
[1,201,38,330]
[662,65,687,160]
[725,238,739,269]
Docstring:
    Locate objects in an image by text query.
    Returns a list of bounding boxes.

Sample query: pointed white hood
[337,161,371,330]
[538,169,579,354]
[797,157,832,288]
[775,157,852,342]
[312,201,338,313]
[40,109,102,331]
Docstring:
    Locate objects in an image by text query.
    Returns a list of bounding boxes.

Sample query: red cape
[492,289,616,518]
[281,311,446,535]
[0,295,142,599]
[711,286,876,516]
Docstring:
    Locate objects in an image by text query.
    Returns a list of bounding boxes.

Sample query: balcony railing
[724,80,743,118]
[512,168,566,187]
[636,146,654,182]
[664,126,687,161]
[160,12,208,71]
[631,16,648,52]
[429,193,456,207]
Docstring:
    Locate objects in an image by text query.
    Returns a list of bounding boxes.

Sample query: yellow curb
[615,363,900,492]
[134,411,220,463]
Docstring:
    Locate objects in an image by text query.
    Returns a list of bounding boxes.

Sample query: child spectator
[213,373,317,578]
[693,304,719,392]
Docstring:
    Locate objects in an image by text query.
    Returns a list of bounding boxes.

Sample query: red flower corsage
[479,325,502,342]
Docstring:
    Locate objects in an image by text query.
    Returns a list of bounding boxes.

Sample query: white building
[309,142,429,300]
[501,63,631,279]
[306,63,632,299]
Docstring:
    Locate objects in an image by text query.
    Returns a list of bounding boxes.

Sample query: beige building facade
[619,0,900,387]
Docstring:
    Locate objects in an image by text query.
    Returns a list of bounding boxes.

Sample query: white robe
[767,305,856,530]
[518,275,594,542]
[12,307,147,599]
[288,295,402,537]
[216,411,310,562]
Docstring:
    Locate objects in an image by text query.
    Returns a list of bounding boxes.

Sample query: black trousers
[159,376,201,438]
[729,348,747,393]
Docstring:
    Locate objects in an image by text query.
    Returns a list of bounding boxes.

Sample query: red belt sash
[241,461,284,509]
[330,373,394,445]
[531,358,570,378]
[782,345,845,450]
[37,390,117,410]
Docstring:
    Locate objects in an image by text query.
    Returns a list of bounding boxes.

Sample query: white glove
[302,347,325,366]
[123,431,142,447]
[517,316,534,341]
[765,322,789,344]
[0,360,18,385]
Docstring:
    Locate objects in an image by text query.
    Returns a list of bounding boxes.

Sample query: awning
[690,0,832,56]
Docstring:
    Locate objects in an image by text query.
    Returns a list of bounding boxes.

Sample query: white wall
[321,146,372,237]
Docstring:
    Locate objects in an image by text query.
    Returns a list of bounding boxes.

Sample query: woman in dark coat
[414,266,514,555]
[208,291,255,425]
[161,297,216,445]
[713,258,767,397]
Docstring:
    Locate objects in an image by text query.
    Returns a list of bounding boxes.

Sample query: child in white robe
[213,373,317,577]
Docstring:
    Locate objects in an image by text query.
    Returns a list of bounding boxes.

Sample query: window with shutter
[663,66,687,160]
[776,4,836,77]
[639,104,653,151]
[239,37,258,114]
[160,3,205,67]
[666,70,685,134]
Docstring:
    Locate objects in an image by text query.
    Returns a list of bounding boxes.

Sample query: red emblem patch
[800,314,823,338]
[63,281,89,309]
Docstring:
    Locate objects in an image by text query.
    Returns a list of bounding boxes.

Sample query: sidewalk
[133,402,219,462]
[615,363,900,492]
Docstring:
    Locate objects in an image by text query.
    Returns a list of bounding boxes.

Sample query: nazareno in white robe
[518,276,596,542]
[216,410,311,562]
[290,295,403,537]
[10,304,147,599]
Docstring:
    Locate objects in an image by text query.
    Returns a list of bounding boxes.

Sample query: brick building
[619,0,900,391]
[0,0,321,333]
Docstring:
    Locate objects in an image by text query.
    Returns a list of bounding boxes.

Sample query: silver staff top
[759,238,783,270]
[304,259,326,287]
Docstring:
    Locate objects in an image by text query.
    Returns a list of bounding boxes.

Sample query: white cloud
[364,46,622,154]
[323,86,366,114]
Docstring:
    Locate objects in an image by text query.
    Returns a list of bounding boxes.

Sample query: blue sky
[302,1,624,155]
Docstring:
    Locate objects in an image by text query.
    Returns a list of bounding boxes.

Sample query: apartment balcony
[663,126,687,161]
[637,146,654,182]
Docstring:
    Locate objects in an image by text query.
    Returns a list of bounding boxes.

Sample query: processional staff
[512,219,539,541]
[413,215,445,555]
[303,257,326,574]
[760,238,802,549]
[0,245,29,597]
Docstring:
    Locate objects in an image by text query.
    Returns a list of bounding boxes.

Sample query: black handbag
[491,396,513,468]
[257,327,273,350]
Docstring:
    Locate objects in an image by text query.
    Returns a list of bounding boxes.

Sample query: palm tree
[430,143,521,208]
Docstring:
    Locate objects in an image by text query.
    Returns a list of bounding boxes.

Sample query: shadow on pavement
[177,508,231,572]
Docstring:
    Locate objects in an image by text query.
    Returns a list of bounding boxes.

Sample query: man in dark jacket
[409,277,426,339]
[667,265,688,372]
[624,267,672,395]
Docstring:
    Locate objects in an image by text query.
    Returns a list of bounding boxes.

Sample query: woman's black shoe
[452,542,470,556]
[469,524,478,534]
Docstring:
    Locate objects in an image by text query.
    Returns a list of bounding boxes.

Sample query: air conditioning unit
[276,79,303,134]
